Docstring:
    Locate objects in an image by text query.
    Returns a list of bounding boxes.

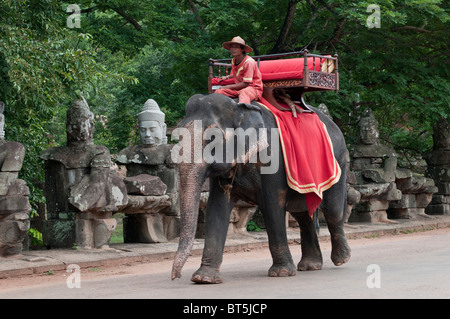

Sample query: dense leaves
[0,0,449,214]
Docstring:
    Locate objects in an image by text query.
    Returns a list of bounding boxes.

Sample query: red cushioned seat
[259,57,323,81]
[211,57,328,85]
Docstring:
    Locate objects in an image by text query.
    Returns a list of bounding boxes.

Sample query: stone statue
[116,99,175,191]
[349,108,436,222]
[40,97,127,249]
[0,101,31,257]
[349,108,401,223]
[116,99,177,243]
[351,108,397,184]
[138,99,167,146]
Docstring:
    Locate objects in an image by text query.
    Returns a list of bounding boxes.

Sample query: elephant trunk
[171,163,206,280]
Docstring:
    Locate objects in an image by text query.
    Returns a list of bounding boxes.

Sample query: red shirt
[231,55,263,94]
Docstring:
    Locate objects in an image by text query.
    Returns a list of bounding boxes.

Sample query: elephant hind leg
[291,211,323,271]
[321,178,351,266]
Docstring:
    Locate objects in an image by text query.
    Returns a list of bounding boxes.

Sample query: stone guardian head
[66,96,94,146]
[137,99,167,146]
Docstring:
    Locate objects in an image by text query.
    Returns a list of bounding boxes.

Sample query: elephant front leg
[260,191,296,277]
[191,179,234,284]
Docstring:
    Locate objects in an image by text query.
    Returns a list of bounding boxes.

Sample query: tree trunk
[270,0,301,53]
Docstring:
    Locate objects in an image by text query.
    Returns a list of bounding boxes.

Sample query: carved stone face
[66,98,95,145]
[67,115,94,144]
[139,120,163,146]
[358,109,379,145]
[358,121,379,145]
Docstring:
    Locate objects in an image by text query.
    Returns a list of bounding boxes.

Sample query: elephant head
[170,93,268,280]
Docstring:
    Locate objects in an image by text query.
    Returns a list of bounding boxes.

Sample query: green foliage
[246,220,263,232]
[0,0,134,236]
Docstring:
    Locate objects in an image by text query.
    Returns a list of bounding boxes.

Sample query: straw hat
[222,36,253,53]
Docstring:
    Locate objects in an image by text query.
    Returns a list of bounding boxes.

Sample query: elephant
[171,93,351,284]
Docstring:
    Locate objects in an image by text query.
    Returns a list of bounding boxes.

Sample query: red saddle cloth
[258,97,341,217]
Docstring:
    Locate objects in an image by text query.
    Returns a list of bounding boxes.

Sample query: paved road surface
[1,228,449,299]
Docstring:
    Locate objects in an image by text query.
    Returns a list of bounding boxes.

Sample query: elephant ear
[232,102,269,164]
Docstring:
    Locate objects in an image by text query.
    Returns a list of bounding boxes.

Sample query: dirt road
[1,226,449,299]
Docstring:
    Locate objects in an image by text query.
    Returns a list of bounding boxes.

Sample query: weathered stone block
[0,195,31,214]
[6,179,30,196]
[356,199,389,212]
[0,141,25,172]
[436,182,450,195]
[353,183,391,200]
[415,193,433,208]
[431,194,450,205]
[426,166,450,182]
[347,186,361,205]
[390,194,416,209]
[351,158,374,171]
[388,207,425,219]
[93,218,116,248]
[0,219,29,244]
[0,242,23,257]
[396,168,412,180]
[424,150,450,166]
[425,204,449,215]
[348,210,388,223]
[396,175,436,194]
[123,174,167,196]
[383,184,402,201]
[123,194,171,214]
[351,144,396,159]
[229,202,257,235]
[123,213,167,243]
[347,170,357,185]
[75,218,116,249]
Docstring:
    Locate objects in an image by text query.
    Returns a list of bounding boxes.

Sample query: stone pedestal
[116,144,179,243]
[0,212,30,256]
[124,213,166,243]
[0,137,31,256]
[388,170,436,219]
[424,118,450,216]
[349,182,402,223]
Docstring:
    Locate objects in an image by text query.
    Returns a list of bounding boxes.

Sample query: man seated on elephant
[216,36,263,104]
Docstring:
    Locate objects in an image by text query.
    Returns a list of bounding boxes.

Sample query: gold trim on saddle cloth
[257,102,341,199]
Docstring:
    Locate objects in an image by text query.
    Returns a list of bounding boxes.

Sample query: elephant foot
[297,256,323,271]
[268,262,297,277]
[191,266,223,284]
[331,237,351,266]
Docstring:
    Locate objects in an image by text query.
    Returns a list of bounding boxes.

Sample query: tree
[0,0,133,242]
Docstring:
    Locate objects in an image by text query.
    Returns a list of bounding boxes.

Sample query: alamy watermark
[170,120,280,174]
[66,264,81,288]
[366,264,381,288]
[66,4,81,29]
[366,4,381,29]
